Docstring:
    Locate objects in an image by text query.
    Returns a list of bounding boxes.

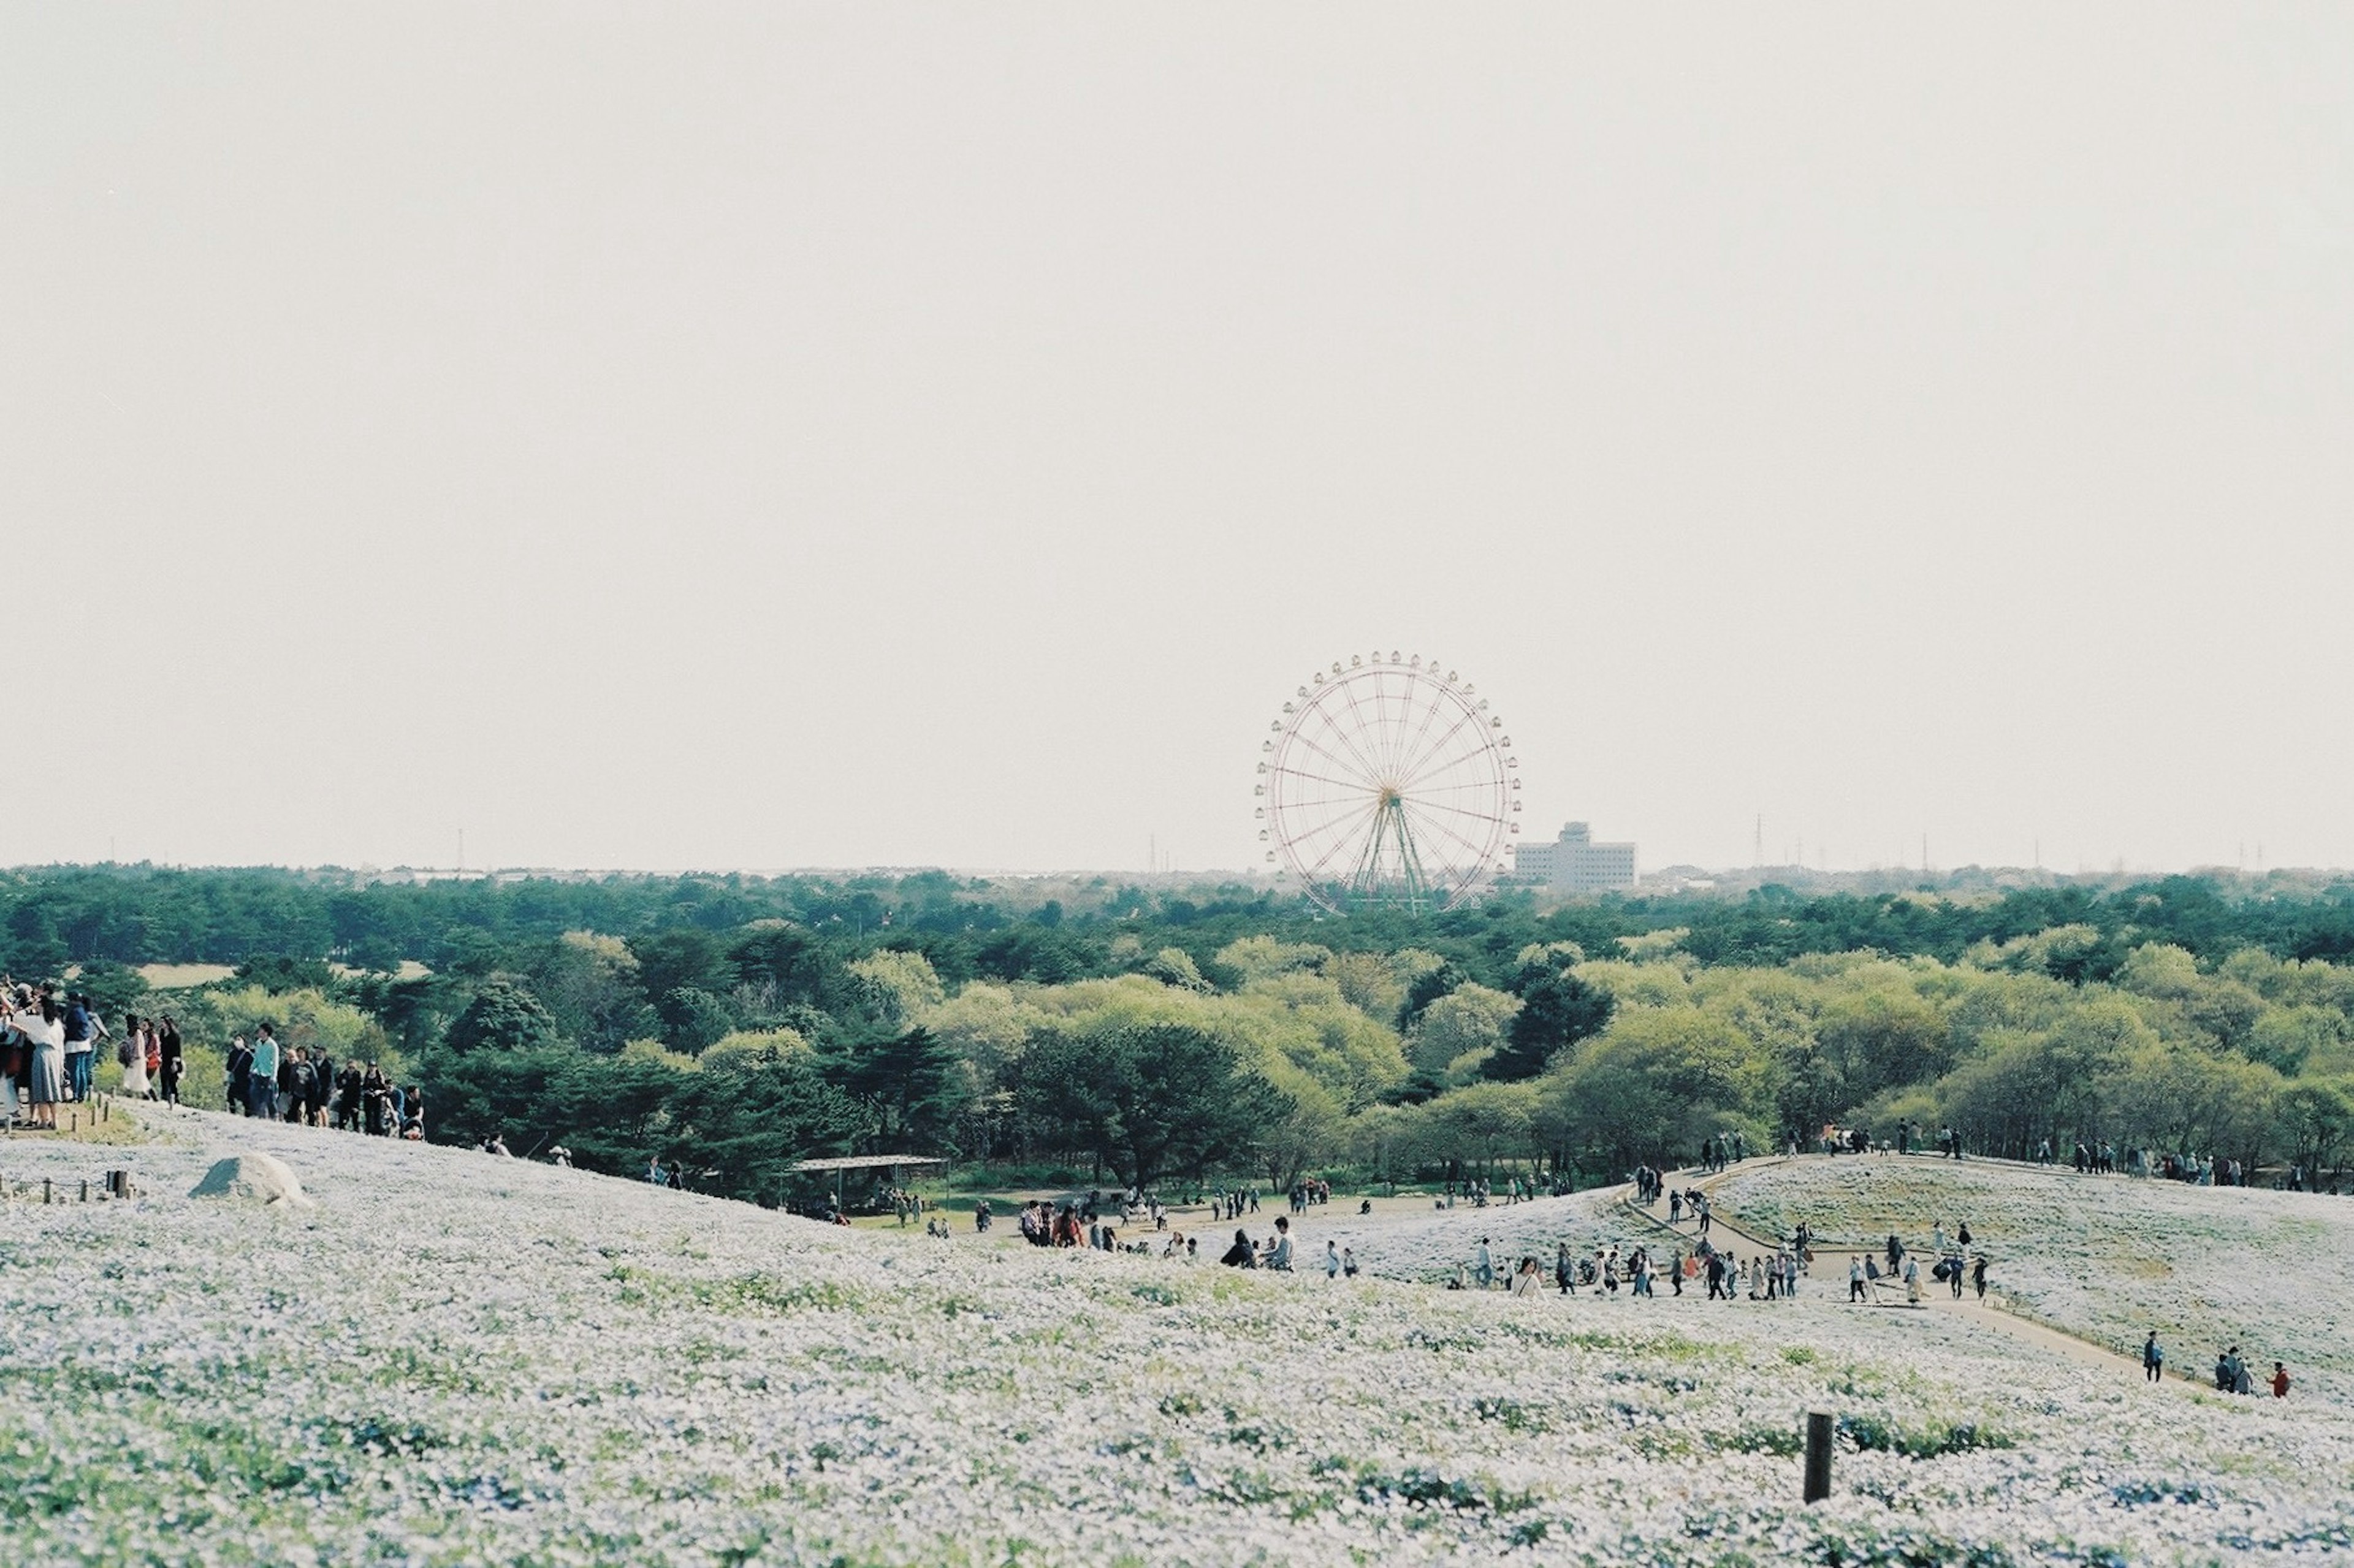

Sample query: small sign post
[1804,1410,1834,1502]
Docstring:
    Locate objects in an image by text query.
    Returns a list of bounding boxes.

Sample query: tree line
[14,867,2354,1200]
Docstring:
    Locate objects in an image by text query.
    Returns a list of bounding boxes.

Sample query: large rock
[188,1152,315,1209]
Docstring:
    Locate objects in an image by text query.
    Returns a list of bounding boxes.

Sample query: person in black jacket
[157,1017,184,1105]
[225,1036,253,1116]
[1219,1229,1256,1267]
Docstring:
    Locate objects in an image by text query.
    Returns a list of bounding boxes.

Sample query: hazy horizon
[8,7,2350,877]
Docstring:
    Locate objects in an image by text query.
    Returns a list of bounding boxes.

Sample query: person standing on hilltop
[2143,1333,2164,1383]
[246,1024,281,1119]
[6,991,65,1130]
[2272,1361,2290,1398]
[118,1014,151,1099]
[60,992,96,1103]
[157,1016,183,1105]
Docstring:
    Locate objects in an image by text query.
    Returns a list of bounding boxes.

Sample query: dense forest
[12,865,2354,1203]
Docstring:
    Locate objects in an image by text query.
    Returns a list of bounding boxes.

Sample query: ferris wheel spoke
[1283,725,1382,790]
[1403,731,1501,795]
[1306,684,1390,783]
[1396,706,1485,791]
[1297,799,1385,879]
[1278,785,1385,807]
[1271,763,1385,796]
[1391,673,1453,789]
[1282,790,1382,847]
[1377,669,1422,782]
[1402,798,1502,875]
[1405,793,1503,853]
[1333,672,1395,785]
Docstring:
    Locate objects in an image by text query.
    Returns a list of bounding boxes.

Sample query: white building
[1513,821,1637,892]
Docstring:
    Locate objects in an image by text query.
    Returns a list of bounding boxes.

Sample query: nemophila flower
[0,1111,2348,1565]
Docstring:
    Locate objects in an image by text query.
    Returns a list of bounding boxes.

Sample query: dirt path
[1620,1158,2191,1387]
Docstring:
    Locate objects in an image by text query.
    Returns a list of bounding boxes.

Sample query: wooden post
[1804,1410,1834,1502]
[80,1179,90,1203]
[44,1178,53,1205]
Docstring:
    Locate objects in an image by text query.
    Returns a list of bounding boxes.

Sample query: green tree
[2278,1077,2354,1179]
[1487,967,1612,1081]
[444,979,560,1055]
[1018,1022,1282,1189]
[827,1027,960,1152]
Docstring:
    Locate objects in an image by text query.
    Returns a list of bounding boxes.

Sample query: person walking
[1555,1242,1575,1295]
[1849,1255,1868,1303]
[2271,1361,2290,1398]
[2143,1333,2165,1383]
[117,1014,151,1099]
[1971,1254,1989,1301]
[1473,1238,1495,1290]
[157,1016,184,1105]
[1324,1240,1341,1280]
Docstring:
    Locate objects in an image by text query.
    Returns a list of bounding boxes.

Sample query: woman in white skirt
[6,992,66,1129]
[118,1014,151,1098]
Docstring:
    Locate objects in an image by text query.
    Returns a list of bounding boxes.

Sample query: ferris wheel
[1255,652,1520,914]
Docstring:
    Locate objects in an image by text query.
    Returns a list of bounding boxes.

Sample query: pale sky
[6,7,2350,877]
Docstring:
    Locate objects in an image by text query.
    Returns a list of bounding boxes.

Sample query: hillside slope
[1710,1155,2354,1400]
[2,1113,2349,1566]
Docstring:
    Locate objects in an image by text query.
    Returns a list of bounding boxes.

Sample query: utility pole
[1754,815,1763,868]
[1921,832,1929,875]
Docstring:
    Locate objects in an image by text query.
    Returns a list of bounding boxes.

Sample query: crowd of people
[2139,1335,2293,1398]
[223,1024,421,1139]
[1,983,188,1128]
[0,975,425,1147]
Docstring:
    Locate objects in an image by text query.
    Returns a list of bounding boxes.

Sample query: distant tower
[1753,815,1762,868]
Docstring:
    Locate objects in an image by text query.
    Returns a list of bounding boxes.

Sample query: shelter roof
[790,1155,947,1173]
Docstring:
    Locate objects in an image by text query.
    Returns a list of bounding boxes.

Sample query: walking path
[1619,1157,2185,1386]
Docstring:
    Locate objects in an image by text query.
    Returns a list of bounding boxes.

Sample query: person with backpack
[308,1051,334,1127]
[2143,1333,2164,1383]
[226,1035,252,1115]
[61,993,97,1102]
[333,1063,363,1130]
[277,1043,303,1123]
[286,1049,316,1128]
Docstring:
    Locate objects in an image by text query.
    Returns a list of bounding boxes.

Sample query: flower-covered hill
[1709,1155,2354,1400]
[4,1114,2352,1567]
